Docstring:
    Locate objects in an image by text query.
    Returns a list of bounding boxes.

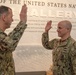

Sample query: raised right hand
[45,20,52,32]
[20,4,27,23]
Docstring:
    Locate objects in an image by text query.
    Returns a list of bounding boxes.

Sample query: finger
[49,20,52,23]
[21,5,27,14]
[47,21,52,25]
[21,4,27,10]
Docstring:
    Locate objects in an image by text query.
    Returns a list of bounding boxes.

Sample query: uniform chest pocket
[59,47,70,61]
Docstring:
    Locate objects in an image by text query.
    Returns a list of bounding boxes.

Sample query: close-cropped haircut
[0,5,10,16]
[59,20,72,31]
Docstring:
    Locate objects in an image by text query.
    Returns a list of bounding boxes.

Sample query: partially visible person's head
[0,5,13,30]
[57,20,72,38]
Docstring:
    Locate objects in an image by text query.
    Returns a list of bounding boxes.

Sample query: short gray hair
[0,5,11,17]
[59,20,72,30]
